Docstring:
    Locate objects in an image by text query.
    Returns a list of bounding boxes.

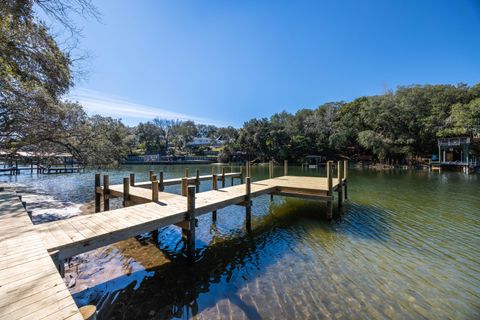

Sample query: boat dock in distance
[0,160,348,319]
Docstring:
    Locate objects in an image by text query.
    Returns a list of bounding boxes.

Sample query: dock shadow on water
[70,199,399,320]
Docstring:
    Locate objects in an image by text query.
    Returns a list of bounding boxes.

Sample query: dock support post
[240,167,244,184]
[151,176,158,202]
[149,170,154,181]
[343,160,348,199]
[94,173,101,213]
[185,186,196,262]
[284,160,288,176]
[269,160,273,178]
[337,161,343,209]
[212,174,218,221]
[123,177,130,207]
[222,167,225,188]
[245,177,252,231]
[195,169,200,192]
[181,177,188,196]
[159,171,164,191]
[326,161,333,219]
[103,175,110,211]
[129,173,135,187]
[185,168,189,178]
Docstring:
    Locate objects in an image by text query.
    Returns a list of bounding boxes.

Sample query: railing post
[240,166,244,184]
[181,177,188,196]
[337,161,343,209]
[185,186,196,262]
[221,167,225,188]
[212,174,218,221]
[245,176,252,231]
[129,173,135,187]
[152,175,158,202]
[123,177,130,207]
[343,160,348,199]
[184,168,189,178]
[269,160,273,179]
[326,161,333,219]
[284,160,288,176]
[103,175,110,211]
[159,171,164,191]
[94,173,101,213]
[195,169,200,192]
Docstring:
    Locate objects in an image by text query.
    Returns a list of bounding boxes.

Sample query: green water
[2,165,479,319]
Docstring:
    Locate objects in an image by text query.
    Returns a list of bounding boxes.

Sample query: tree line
[1,1,479,166]
[221,84,480,163]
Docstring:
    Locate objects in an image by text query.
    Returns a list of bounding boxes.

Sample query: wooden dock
[0,160,348,319]
[0,192,83,319]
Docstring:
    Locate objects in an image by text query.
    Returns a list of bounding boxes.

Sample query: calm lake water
[2,165,479,319]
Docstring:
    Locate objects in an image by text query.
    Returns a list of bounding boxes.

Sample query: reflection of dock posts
[129,173,135,186]
[159,171,164,191]
[94,173,101,213]
[181,177,188,196]
[343,160,348,199]
[337,161,343,209]
[123,177,130,207]
[326,161,333,219]
[212,174,218,221]
[221,167,225,188]
[103,175,110,211]
[245,177,252,231]
[185,186,196,262]
[284,160,288,176]
[195,169,200,192]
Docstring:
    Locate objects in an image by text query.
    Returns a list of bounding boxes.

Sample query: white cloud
[67,88,223,126]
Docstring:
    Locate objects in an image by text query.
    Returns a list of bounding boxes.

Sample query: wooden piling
[94,173,101,213]
[222,167,226,188]
[123,177,130,207]
[245,177,252,230]
[240,167,244,184]
[129,173,135,187]
[212,174,218,221]
[185,186,196,261]
[185,168,189,178]
[159,171,164,191]
[269,160,273,178]
[343,160,348,199]
[103,175,110,211]
[149,170,154,181]
[326,161,333,219]
[195,169,200,192]
[337,161,343,209]
[152,178,159,202]
[181,177,188,196]
[284,160,288,176]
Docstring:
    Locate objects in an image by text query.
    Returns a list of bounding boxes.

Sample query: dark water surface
[2,165,479,319]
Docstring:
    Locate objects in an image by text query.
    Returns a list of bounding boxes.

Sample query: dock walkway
[0,192,82,319]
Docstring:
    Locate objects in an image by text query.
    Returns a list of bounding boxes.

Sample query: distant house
[187,137,225,147]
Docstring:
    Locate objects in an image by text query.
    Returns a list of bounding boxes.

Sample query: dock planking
[0,192,82,320]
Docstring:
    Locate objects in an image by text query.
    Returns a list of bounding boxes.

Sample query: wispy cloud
[68,88,222,126]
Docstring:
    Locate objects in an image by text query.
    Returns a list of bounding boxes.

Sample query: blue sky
[58,0,480,127]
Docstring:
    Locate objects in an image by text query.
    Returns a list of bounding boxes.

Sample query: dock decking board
[0,193,82,320]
